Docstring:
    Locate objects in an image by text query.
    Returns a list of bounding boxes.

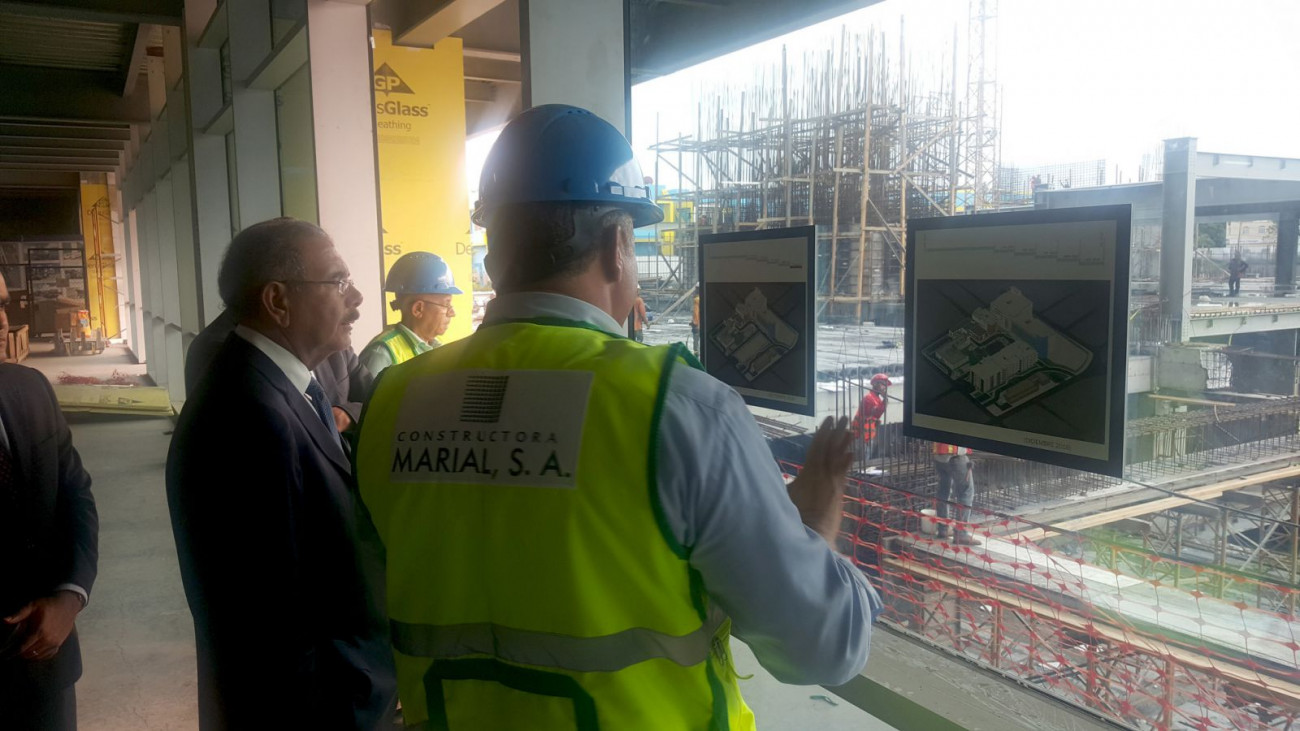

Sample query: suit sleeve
[39,373,98,596]
[341,349,373,424]
[167,400,309,724]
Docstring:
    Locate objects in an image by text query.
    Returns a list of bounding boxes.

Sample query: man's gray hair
[484,204,633,292]
[217,217,326,319]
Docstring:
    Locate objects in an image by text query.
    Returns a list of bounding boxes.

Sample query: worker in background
[691,285,701,355]
[632,291,649,342]
[853,373,891,460]
[932,443,980,545]
[1228,253,1248,297]
[356,104,879,730]
[359,251,461,376]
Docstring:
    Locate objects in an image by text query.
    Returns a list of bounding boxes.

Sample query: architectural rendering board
[700,226,816,415]
[904,206,1130,477]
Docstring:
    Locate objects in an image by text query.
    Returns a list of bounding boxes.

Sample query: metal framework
[643,7,1002,323]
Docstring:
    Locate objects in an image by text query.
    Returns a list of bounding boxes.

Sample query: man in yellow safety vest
[359,251,461,375]
[355,104,880,730]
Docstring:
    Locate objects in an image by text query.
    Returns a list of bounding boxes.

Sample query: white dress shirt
[234,325,317,406]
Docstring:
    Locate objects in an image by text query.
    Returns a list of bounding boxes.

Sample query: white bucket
[919,508,939,535]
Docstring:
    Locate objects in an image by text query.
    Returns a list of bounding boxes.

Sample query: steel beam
[0,0,182,26]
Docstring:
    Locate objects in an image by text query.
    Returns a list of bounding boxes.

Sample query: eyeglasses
[416,299,455,314]
[285,279,355,295]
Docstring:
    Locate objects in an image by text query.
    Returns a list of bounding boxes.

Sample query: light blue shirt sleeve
[358,342,395,377]
[656,365,881,686]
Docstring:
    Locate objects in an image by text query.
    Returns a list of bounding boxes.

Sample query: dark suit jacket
[185,310,373,423]
[0,364,98,694]
[167,335,395,730]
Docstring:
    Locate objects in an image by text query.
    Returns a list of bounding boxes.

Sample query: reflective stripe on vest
[357,319,755,731]
[391,604,728,674]
[378,326,419,365]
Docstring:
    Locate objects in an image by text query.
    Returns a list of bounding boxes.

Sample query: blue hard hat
[472,104,664,228]
[384,252,463,295]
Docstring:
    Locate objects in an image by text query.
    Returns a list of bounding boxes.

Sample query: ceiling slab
[628,0,882,82]
[0,0,182,26]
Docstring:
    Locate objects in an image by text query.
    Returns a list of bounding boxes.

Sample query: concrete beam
[0,122,131,140]
[1277,211,1298,294]
[0,135,127,150]
[1197,151,1300,183]
[0,151,119,165]
[394,0,508,47]
[0,65,151,124]
[521,0,627,134]
[0,162,117,172]
[0,168,78,186]
[463,46,520,62]
[1161,138,1197,342]
[0,0,182,26]
[121,23,150,97]
[834,626,1114,731]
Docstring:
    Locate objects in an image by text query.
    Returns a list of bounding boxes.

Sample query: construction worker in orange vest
[852,374,891,459]
[933,443,980,545]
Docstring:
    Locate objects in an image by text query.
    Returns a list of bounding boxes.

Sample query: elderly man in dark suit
[167,218,396,729]
[0,272,98,730]
[183,309,372,434]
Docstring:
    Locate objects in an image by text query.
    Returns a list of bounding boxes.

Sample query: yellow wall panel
[372,31,472,342]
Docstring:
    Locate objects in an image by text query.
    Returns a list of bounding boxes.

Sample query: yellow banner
[372,30,472,341]
[80,182,120,338]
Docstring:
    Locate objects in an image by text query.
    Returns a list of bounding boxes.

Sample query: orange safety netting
[780,461,1300,731]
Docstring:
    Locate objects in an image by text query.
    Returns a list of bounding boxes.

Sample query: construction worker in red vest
[933,443,980,545]
[852,374,891,459]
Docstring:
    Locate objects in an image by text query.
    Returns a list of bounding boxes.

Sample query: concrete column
[1277,210,1299,295]
[190,135,233,324]
[228,0,282,225]
[1160,137,1196,341]
[521,0,629,135]
[306,0,384,335]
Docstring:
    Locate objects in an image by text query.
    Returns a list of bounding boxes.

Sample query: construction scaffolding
[644,6,1000,325]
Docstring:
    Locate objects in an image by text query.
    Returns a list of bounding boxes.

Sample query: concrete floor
[68,414,198,730]
[43,347,893,730]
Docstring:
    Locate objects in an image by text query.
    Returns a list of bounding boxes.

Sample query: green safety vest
[357,318,756,731]
[367,325,422,367]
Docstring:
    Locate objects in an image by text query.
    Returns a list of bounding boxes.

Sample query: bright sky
[469,1,1300,197]
[629,0,1300,183]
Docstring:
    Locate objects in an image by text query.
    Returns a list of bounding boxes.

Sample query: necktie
[305,378,341,447]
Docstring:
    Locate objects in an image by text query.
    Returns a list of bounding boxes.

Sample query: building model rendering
[922,287,1093,416]
[710,287,800,381]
